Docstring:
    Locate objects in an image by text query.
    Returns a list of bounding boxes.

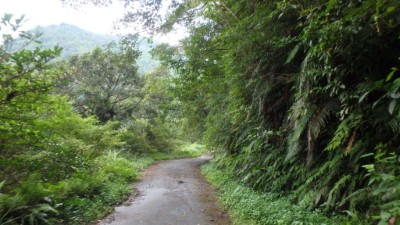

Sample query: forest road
[97,155,231,225]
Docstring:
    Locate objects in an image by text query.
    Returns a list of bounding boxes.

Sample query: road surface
[98,156,230,225]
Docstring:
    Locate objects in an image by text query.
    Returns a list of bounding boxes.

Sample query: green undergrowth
[57,152,149,224]
[202,163,350,225]
[150,142,207,160]
[0,145,203,225]
[0,151,154,225]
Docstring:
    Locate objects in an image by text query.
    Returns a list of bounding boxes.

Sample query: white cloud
[0,0,123,34]
[0,0,187,44]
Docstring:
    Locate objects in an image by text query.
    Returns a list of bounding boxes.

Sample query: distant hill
[22,23,160,74]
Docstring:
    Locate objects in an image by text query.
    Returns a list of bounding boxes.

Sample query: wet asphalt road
[98,156,230,225]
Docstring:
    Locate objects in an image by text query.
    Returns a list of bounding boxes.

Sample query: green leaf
[326,0,336,12]
[388,100,396,115]
[2,13,13,23]
[380,211,391,221]
[15,15,25,25]
[362,164,374,172]
[387,6,396,13]
[389,92,400,99]
[285,43,300,64]
[358,92,370,103]
[360,153,374,158]
[386,67,398,81]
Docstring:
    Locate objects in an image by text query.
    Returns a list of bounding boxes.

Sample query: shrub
[202,163,348,225]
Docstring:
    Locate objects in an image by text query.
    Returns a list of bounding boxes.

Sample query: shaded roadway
[98,156,230,225]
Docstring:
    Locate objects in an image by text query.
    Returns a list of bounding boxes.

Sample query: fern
[324,175,351,209]
[287,98,316,161]
[328,112,363,151]
[345,210,367,225]
[387,118,400,133]
[305,99,339,166]
[380,200,400,211]
[26,203,58,225]
[309,100,338,139]
[339,187,372,209]
[307,151,343,185]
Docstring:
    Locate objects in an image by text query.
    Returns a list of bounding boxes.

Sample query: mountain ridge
[29,23,159,74]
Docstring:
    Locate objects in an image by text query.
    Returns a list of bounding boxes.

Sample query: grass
[201,163,350,225]
[57,152,161,224]
[0,143,206,225]
[150,142,207,160]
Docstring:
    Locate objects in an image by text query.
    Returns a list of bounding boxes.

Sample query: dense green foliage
[0,14,188,224]
[202,163,345,224]
[127,0,400,223]
[56,37,142,122]
[4,0,400,223]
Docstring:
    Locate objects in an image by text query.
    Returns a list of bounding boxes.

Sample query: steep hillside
[27,23,159,74]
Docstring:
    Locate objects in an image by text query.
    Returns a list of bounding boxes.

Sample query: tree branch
[219,0,239,21]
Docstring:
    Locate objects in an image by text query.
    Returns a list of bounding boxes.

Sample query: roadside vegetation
[2,0,400,224]
[0,14,199,224]
[202,163,347,225]
[150,143,207,160]
[120,0,399,224]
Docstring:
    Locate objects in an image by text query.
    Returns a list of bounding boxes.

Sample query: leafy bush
[363,152,400,224]
[150,142,207,160]
[0,150,140,225]
[202,163,347,225]
[0,175,59,225]
[0,12,193,225]
[146,0,400,222]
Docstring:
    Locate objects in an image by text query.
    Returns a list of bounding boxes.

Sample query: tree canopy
[114,0,400,223]
[0,13,181,224]
[1,0,400,224]
[57,36,142,122]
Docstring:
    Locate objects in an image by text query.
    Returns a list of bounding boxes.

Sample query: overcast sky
[0,0,186,44]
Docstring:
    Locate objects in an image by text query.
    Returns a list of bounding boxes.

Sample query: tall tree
[115,0,400,223]
[0,14,62,157]
[57,36,142,122]
[60,0,400,223]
